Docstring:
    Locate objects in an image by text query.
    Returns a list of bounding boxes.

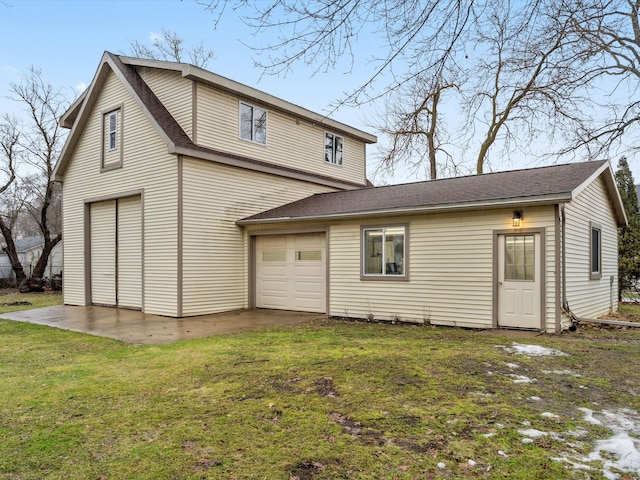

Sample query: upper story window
[240,102,267,145]
[362,225,407,280]
[108,111,118,150]
[102,107,123,171]
[324,132,343,165]
[590,222,602,280]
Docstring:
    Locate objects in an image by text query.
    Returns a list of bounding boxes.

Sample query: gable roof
[238,160,627,226]
[53,52,374,189]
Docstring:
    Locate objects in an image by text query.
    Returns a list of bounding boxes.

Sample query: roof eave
[119,55,377,144]
[571,161,627,227]
[172,145,365,191]
[237,193,572,226]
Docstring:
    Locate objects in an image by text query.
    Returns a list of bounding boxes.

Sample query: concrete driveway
[1,306,322,344]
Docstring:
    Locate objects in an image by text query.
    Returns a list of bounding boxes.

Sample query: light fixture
[512,210,523,227]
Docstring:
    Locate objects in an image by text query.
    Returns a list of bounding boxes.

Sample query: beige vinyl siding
[117,196,143,309]
[564,176,618,318]
[181,156,336,316]
[138,67,193,138]
[195,83,367,186]
[90,200,116,305]
[326,206,558,329]
[61,69,179,315]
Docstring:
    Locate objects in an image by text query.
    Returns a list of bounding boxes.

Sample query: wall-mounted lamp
[512,210,523,227]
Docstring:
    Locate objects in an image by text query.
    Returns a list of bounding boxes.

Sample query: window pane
[325,133,334,163]
[334,135,343,165]
[505,235,534,281]
[364,229,383,274]
[384,230,404,275]
[296,250,321,261]
[240,103,252,140]
[254,107,267,144]
[591,228,600,273]
[263,251,286,262]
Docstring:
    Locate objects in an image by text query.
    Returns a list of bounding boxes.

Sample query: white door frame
[493,227,546,330]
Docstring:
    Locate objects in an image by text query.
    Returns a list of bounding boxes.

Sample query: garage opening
[89,196,142,309]
[255,232,326,313]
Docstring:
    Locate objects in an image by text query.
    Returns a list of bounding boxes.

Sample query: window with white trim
[102,107,122,170]
[324,132,343,165]
[108,111,118,151]
[240,102,267,144]
[590,223,602,279]
[362,226,406,277]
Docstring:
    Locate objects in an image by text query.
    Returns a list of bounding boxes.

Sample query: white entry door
[255,233,326,313]
[497,233,541,329]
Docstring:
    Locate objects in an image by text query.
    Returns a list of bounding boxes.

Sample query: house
[0,236,62,283]
[54,52,626,332]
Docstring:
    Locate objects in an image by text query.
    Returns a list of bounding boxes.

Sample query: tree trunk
[0,223,25,286]
[31,234,61,279]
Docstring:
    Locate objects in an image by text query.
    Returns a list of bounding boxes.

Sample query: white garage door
[90,196,142,309]
[255,233,326,313]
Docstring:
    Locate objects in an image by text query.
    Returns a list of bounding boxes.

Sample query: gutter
[237,193,572,226]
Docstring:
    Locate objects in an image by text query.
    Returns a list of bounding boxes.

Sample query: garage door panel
[90,200,117,306]
[256,233,326,313]
[117,196,142,309]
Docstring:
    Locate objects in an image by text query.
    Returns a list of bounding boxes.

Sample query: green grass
[0,290,62,314]
[1,302,640,479]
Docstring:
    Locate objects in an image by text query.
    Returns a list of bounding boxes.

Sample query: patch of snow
[522,438,534,444]
[496,423,505,429]
[521,420,532,426]
[541,369,582,377]
[506,362,520,369]
[529,396,542,401]
[518,428,548,438]
[482,432,496,438]
[498,450,509,457]
[541,412,561,420]
[507,374,537,384]
[467,459,476,466]
[578,408,602,425]
[500,342,568,357]
[437,462,446,469]
[554,408,640,480]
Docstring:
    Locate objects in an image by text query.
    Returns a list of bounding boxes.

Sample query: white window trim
[361,224,408,281]
[324,131,344,166]
[239,101,267,145]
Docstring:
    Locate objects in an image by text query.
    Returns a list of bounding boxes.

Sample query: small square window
[240,102,267,144]
[362,226,407,279]
[324,132,343,165]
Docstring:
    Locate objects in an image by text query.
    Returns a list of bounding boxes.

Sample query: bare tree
[375,75,460,180]
[129,28,215,68]
[0,116,27,284]
[3,67,66,287]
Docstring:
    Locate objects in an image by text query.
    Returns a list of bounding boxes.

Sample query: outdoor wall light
[512,210,523,227]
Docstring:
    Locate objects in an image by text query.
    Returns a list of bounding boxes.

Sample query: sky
[1,0,638,185]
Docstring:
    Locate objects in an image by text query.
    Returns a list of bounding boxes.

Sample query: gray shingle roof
[239,160,612,223]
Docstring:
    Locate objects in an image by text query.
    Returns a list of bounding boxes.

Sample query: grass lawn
[1,296,639,479]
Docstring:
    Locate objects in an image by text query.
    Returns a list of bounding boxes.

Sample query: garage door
[255,233,326,313]
[90,196,142,309]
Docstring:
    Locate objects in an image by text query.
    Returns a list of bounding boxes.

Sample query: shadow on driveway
[1,305,322,344]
